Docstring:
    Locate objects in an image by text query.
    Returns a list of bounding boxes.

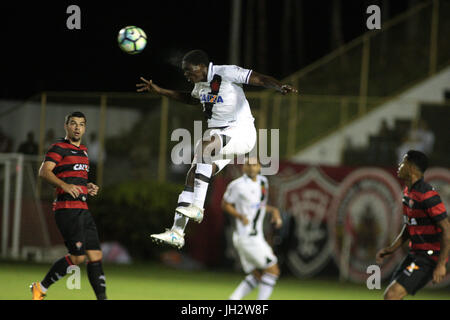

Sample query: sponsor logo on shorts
[404,262,419,276]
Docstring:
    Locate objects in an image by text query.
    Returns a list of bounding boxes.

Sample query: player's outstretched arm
[248,71,298,95]
[376,224,410,264]
[136,77,200,105]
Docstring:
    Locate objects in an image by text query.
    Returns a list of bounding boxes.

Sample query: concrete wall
[0,100,142,152]
[291,65,450,165]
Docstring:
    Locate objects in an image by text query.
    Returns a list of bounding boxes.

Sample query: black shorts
[55,209,101,256]
[390,253,436,295]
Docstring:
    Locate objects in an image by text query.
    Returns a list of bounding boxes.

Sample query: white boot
[150,229,185,249]
[175,205,204,223]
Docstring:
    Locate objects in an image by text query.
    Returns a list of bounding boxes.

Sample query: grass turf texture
[1,261,449,300]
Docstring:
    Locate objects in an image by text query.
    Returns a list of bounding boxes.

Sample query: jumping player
[376,150,450,299]
[136,49,297,248]
[222,157,282,300]
[30,111,107,300]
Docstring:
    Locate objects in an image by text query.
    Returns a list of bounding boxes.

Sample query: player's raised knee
[267,264,280,277]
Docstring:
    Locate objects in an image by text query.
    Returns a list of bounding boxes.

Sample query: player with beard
[30,111,107,300]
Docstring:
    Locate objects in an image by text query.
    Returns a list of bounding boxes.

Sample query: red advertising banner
[190,161,450,287]
[272,163,404,282]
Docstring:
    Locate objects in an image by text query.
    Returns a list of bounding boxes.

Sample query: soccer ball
[117,26,147,54]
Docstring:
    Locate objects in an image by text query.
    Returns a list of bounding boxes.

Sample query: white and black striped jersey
[191,62,255,128]
[223,174,269,238]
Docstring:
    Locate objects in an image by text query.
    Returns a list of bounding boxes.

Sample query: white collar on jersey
[243,174,259,183]
[207,62,214,82]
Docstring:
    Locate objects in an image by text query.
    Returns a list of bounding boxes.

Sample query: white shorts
[191,122,257,173]
[232,233,278,274]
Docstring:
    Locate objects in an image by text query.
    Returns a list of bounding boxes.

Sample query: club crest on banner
[328,168,403,283]
[275,167,336,278]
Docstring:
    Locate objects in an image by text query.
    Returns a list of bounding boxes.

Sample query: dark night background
[2,1,418,100]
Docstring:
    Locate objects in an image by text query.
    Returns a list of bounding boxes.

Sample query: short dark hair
[65,111,86,125]
[406,150,428,173]
[244,155,260,165]
[182,49,209,66]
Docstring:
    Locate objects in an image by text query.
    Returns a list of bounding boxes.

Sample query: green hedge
[90,179,183,260]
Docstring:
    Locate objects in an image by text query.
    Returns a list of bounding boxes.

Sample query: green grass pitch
[1,261,449,300]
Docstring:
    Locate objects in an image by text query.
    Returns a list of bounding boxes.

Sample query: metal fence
[0,0,449,188]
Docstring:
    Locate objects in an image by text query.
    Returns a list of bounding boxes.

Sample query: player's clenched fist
[87,183,99,196]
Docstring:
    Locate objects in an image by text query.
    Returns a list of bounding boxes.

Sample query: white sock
[192,163,213,209]
[229,274,258,300]
[39,282,48,293]
[257,273,278,300]
[172,190,194,233]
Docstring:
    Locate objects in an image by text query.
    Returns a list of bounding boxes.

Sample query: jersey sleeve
[423,190,448,223]
[222,65,253,84]
[44,144,64,165]
[191,83,201,99]
[223,181,239,204]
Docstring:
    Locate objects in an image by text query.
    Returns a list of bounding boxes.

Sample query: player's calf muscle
[384,282,407,300]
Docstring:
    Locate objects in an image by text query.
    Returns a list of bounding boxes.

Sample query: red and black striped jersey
[44,138,89,211]
[402,178,448,262]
